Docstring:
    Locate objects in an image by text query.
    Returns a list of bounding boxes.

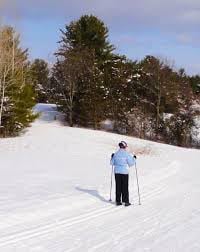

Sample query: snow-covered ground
[33,103,65,123]
[0,119,200,252]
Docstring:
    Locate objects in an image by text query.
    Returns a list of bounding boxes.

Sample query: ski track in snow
[0,205,119,247]
[0,121,200,252]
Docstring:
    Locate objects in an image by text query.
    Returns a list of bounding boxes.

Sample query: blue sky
[1,0,200,75]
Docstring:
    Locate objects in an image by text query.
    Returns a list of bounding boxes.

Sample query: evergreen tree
[103,55,138,133]
[52,15,115,128]
[51,48,97,126]
[30,59,50,103]
[0,26,36,137]
[58,15,114,60]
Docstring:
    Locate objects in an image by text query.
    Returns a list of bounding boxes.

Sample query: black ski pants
[115,173,129,203]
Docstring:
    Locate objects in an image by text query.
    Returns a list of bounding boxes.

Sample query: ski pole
[109,165,114,201]
[135,162,141,205]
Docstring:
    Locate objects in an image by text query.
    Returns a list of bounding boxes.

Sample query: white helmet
[118,141,128,149]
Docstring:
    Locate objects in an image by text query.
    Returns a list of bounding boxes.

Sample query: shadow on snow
[75,186,115,204]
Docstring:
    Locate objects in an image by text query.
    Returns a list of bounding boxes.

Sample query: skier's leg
[122,174,129,203]
[115,174,122,203]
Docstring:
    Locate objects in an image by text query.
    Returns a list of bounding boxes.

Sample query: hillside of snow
[0,118,200,251]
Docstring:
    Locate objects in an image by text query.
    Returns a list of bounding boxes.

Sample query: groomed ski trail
[0,121,200,252]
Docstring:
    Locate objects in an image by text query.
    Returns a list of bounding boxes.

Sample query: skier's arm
[110,153,115,165]
[127,153,135,167]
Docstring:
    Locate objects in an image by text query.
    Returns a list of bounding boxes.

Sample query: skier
[110,141,136,206]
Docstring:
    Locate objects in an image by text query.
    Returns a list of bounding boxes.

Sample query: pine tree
[0,26,36,137]
[51,48,96,126]
[52,15,115,128]
[30,59,50,103]
[58,15,114,60]
[102,54,138,133]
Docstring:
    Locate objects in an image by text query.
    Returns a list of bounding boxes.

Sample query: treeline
[1,15,200,147]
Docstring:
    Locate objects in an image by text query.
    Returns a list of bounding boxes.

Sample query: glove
[111,153,114,158]
[133,155,137,159]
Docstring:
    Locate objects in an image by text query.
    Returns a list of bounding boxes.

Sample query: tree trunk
[0,73,6,127]
[69,109,73,127]
[156,82,161,136]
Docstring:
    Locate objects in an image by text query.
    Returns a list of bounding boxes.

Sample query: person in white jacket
[110,141,136,206]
